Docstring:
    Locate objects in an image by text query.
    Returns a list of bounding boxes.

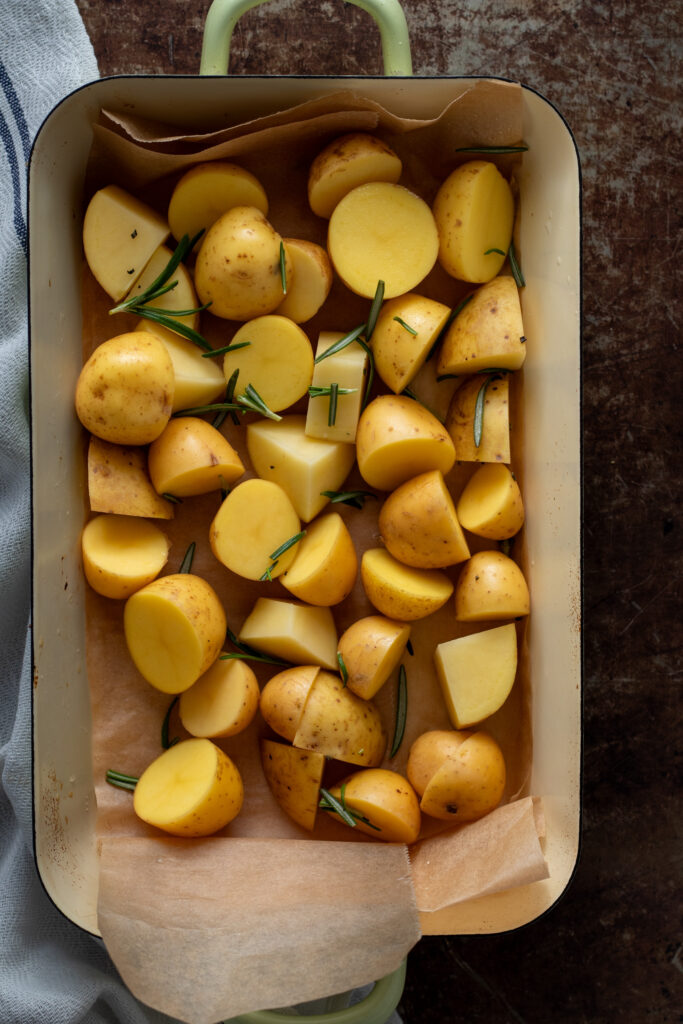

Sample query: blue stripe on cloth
[0,57,31,160]
[0,105,27,255]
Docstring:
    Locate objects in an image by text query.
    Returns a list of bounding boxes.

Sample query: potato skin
[378,470,470,569]
[308,133,402,219]
[361,548,454,622]
[337,615,410,700]
[325,768,422,843]
[259,665,320,743]
[455,550,530,621]
[455,463,524,540]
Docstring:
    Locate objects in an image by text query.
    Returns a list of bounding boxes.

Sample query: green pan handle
[223,959,407,1024]
[200,0,412,76]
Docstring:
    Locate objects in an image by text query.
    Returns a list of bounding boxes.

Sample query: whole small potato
[407,728,506,823]
[194,205,292,321]
[75,331,174,445]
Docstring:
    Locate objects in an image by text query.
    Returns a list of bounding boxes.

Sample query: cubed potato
[81,513,170,599]
[323,768,421,843]
[455,463,524,539]
[260,665,320,742]
[128,244,200,332]
[247,415,356,522]
[437,276,525,376]
[179,656,259,738]
[148,417,245,498]
[135,319,225,412]
[454,550,530,621]
[280,513,357,606]
[378,470,470,569]
[434,622,517,728]
[274,239,333,323]
[356,394,455,491]
[260,739,325,831]
[327,182,439,298]
[371,293,451,394]
[239,598,338,669]
[209,478,301,581]
[87,436,174,520]
[168,161,268,243]
[308,133,402,219]
[293,671,386,767]
[82,185,169,301]
[305,331,368,443]
[445,374,511,463]
[223,315,314,413]
[433,161,514,283]
[337,615,411,700]
[361,548,454,621]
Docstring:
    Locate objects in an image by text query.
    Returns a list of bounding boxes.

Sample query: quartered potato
[87,436,175,519]
[455,463,524,539]
[308,133,402,219]
[275,239,333,323]
[434,622,518,728]
[437,276,525,377]
[378,470,470,570]
[337,615,411,701]
[179,657,259,739]
[323,768,421,843]
[454,550,530,621]
[260,739,325,831]
[148,417,245,498]
[445,373,511,464]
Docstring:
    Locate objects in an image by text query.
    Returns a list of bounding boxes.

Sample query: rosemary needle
[389,665,408,758]
[337,651,349,686]
[161,696,180,749]
[178,542,196,574]
[106,769,138,792]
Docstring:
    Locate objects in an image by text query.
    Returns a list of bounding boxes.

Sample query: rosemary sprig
[238,384,282,421]
[259,561,278,582]
[484,247,506,256]
[389,665,408,758]
[357,337,375,410]
[473,372,509,447]
[106,769,138,792]
[455,144,528,153]
[314,324,367,363]
[393,316,417,336]
[499,537,514,556]
[508,241,526,287]
[162,492,182,504]
[365,280,385,341]
[427,293,473,361]
[308,384,358,427]
[320,489,376,510]
[174,401,242,417]
[221,367,241,426]
[201,341,251,358]
[319,784,381,831]
[178,542,196,574]
[337,651,349,687]
[436,373,459,382]
[279,241,287,295]
[161,696,180,749]
[259,530,306,581]
[220,628,291,666]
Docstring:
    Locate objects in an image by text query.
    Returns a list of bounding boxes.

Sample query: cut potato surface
[371,293,451,394]
[133,738,243,836]
[82,185,169,301]
[247,415,355,522]
[260,665,320,743]
[209,478,301,581]
[148,417,245,498]
[325,769,421,843]
[280,513,357,606]
[434,622,517,728]
[327,182,439,298]
[124,573,226,694]
[135,319,225,412]
[129,244,199,332]
[455,463,524,539]
[293,671,386,767]
[356,394,455,491]
[446,373,511,464]
[274,239,333,323]
[378,470,470,569]
[361,547,454,621]
[433,160,514,283]
[308,133,402,219]
[224,315,314,413]
[81,514,170,600]
[305,331,368,443]
[240,598,338,670]
[179,656,259,738]
[337,615,411,701]
[168,161,268,243]
[437,276,525,376]
[87,437,174,520]
[260,739,325,831]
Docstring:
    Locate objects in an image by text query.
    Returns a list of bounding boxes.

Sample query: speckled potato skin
[406,729,472,796]
[378,470,470,569]
[445,374,511,463]
[455,550,530,621]
[308,133,402,219]
[194,205,292,321]
[325,768,422,843]
[417,730,506,823]
[75,331,174,445]
[260,739,325,831]
[148,416,245,497]
[337,615,410,700]
[293,670,387,767]
[437,276,525,376]
[87,436,175,519]
[371,292,451,394]
[259,665,320,743]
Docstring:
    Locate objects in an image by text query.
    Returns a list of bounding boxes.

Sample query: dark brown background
[73,1,682,1021]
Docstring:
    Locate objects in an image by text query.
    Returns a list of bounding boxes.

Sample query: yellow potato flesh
[280,513,357,607]
[82,185,169,301]
[224,315,314,412]
[209,479,300,581]
[148,417,244,497]
[75,332,174,446]
[194,206,291,321]
[378,470,470,569]
[455,463,524,539]
[433,161,514,283]
[179,656,259,738]
[371,293,451,394]
[239,598,338,670]
[326,769,421,843]
[129,245,199,332]
[308,133,402,219]
[419,731,506,822]
[275,239,333,323]
[455,550,530,621]
[445,374,510,464]
[247,414,356,523]
[356,394,456,491]
[124,574,226,694]
[135,319,225,412]
[434,623,517,728]
[260,739,325,831]
[327,182,439,299]
[338,615,411,700]
[133,738,243,836]
[259,665,320,742]
[437,276,525,376]
[361,548,454,622]
[406,729,471,796]
[293,671,386,767]
[87,437,174,519]
[305,332,368,444]
[168,161,268,243]
[81,514,170,599]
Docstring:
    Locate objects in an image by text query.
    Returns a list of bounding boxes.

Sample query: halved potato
[293,670,386,767]
[259,665,320,742]
[128,244,199,332]
[454,550,530,621]
[308,133,402,218]
[416,731,506,823]
[135,319,225,412]
[81,514,170,599]
[224,315,314,413]
[209,479,301,582]
[274,239,333,323]
[87,437,174,520]
[240,599,338,670]
[445,373,511,464]
[437,276,525,376]
[179,656,259,738]
[371,293,451,394]
[133,738,243,836]
[378,470,470,569]
[323,768,421,843]
[280,513,357,606]
[148,417,245,498]
[327,182,439,298]
[455,463,524,539]
[356,394,455,491]
[260,739,325,831]
[361,548,454,621]
[434,622,517,728]
[337,616,411,700]
[168,161,268,243]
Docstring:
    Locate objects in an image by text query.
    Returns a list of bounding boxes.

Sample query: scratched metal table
[73,1,682,1020]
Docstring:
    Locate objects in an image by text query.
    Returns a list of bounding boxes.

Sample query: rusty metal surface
[73,1,682,1021]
